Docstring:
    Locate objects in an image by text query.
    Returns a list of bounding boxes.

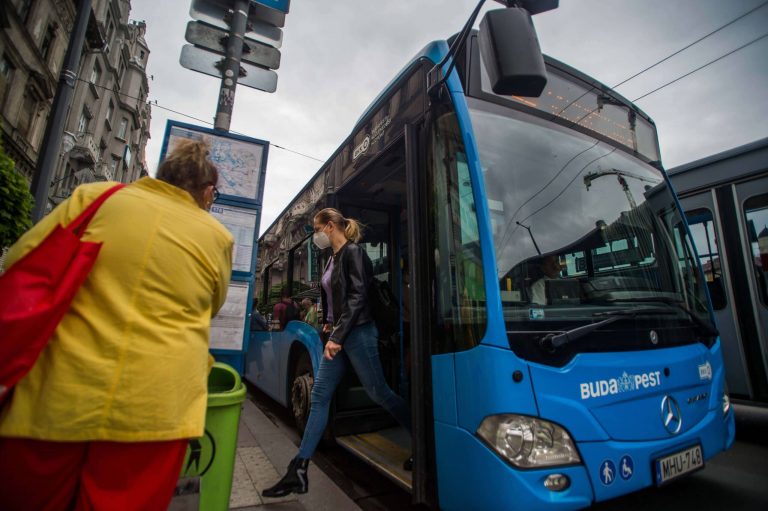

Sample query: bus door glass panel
[428,109,486,353]
[741,190,768,377]
[681,196,749,397]
[743,193,768,306]
[686,209,727,309]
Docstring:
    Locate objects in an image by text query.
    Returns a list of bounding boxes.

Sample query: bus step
[336,427,412,491]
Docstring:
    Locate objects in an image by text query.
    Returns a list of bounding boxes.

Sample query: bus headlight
[477,414,581,468]
[722,385,731,416]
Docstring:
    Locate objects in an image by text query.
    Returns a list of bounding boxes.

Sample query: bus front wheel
[291,352,313,435]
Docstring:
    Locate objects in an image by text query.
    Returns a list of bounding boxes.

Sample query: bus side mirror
[478,7,548,97]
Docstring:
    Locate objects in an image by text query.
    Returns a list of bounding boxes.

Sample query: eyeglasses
[212,186,220,202]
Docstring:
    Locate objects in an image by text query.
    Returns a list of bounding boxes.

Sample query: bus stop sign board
[180,44,278,92]
[251,0,290,14]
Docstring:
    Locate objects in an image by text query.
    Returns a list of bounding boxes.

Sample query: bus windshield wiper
[606,297,719,338]
[539,307,675,352]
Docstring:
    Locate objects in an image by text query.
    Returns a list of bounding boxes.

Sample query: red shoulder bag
[0,184,125,398]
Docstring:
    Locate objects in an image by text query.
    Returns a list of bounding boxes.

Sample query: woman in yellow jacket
[0,140,233,511]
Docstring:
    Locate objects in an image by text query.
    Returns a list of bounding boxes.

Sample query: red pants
[0,437,188,511]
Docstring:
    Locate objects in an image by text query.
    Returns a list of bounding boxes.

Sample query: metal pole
[214,0,249,131]
[30,0,92,222]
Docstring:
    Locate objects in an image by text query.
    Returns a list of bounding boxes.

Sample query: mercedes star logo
[660,395,682,434]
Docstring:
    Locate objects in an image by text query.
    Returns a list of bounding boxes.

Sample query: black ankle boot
[262,457,310,497]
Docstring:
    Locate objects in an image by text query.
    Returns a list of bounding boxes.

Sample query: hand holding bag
[0,184,125,398]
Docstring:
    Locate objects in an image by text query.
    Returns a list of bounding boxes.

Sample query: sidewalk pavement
[230,397,361,511]
[169,395,361,511]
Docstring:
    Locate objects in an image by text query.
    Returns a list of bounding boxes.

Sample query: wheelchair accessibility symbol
[620,455,634,480]
[181,429,216,477]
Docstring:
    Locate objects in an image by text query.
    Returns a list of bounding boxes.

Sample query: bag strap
[68,184,126,237]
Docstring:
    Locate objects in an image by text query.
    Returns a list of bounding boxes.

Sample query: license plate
[654,444,704,485]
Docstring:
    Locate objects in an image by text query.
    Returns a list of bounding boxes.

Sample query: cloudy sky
[129,0,768,233]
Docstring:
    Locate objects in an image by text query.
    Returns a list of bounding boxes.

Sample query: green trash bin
[178,362,246,511]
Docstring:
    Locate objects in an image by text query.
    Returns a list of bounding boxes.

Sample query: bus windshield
[467,98,716,363]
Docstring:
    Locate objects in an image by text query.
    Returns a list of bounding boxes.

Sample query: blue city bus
[246,6,734,509]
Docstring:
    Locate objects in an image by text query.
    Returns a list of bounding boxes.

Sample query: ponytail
[315,208,364,243]
[344,218,362,243]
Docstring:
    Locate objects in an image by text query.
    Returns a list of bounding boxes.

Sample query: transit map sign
[161,121,268,203]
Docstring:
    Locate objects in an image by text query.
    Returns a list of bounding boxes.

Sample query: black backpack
[368,278,399,339]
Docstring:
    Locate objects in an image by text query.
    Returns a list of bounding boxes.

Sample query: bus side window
[686,208,727,310]
[744,194,768,306]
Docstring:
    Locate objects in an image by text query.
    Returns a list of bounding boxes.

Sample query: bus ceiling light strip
[476,414,580,469]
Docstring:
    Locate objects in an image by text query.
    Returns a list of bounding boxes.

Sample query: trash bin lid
[209,362,241,392]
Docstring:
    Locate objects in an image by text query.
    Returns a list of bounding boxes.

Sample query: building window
[0,53,14,106]
[0,54,13,81]
[105,14,115,44]
[105,100,114,129]
[77,107,89,133]
[18,88,39,139]
[117,117,128,140]
[17,0,33,22]
[110,155,121,180]
[118,58,127,85]
[41,24,56,62]
[90,61,102,85]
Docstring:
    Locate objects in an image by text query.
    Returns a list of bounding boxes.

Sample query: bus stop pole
[30,0,92,222]
[214,0,249,132]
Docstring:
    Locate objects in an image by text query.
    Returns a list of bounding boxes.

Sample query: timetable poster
[210,281,249,351]
[210,204,258,273]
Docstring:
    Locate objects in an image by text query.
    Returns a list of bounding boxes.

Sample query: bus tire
[291,352,313,436]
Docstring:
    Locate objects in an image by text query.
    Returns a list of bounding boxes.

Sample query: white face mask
[313,225,331,249]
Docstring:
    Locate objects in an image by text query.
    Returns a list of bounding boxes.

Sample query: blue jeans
[297,322,410,459]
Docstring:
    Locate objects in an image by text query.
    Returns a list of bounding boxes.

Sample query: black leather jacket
[321,241,374,345]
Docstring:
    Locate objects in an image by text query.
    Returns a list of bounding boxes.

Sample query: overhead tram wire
[495,138,601,252]
[632,32,768,102]
[73,76,325,164]
[549,0,768,121]
[570,29,768,128]
[497,146,617,253]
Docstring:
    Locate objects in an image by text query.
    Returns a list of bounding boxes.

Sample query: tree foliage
[0,136,34,248]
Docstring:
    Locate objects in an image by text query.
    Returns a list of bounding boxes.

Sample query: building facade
[50,0,151,207]
[0,0,151,213]
[0,0,77,181]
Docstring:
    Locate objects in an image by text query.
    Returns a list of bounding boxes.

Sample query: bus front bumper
[434,408,734,511]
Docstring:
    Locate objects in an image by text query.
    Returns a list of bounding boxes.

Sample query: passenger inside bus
[250,298,269,331]
[529,255,564,305]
